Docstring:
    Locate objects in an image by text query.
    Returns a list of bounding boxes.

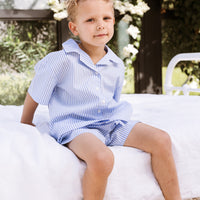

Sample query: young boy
[21,0,182,199]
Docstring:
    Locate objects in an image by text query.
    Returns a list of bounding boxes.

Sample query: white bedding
[0,94,200,200]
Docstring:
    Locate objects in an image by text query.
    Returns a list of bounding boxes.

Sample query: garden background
[0,0,200,105]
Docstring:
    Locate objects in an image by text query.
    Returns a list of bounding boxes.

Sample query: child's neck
[79,43,106,65]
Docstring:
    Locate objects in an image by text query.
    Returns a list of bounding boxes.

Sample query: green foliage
[162,0,200,85]
[0,21,57,73]
[0,72,33,105]
[122,65,134,93]
[0,21,57,105]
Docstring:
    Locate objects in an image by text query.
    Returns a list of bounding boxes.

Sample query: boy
[21,0,182,199]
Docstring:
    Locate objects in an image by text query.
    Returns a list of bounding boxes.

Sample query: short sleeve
[28,55,58,105]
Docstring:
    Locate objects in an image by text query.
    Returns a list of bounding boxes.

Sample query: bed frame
[164,52,200,95]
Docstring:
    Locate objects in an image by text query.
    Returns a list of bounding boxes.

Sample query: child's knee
[154,131,172,154]
[88,148,114,177]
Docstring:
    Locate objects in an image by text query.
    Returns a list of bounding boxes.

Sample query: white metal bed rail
[164,53,200,95]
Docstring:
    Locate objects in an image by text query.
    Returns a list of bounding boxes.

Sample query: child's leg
[68,133,114,200]
[124,123,181,200]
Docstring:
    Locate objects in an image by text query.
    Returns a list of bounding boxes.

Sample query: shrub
[0,21,57,105]
[0,21,57,73]
[162,0,200,85]
[0,72,33,105]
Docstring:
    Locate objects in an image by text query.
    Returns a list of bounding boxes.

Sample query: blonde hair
[65,0,114,22]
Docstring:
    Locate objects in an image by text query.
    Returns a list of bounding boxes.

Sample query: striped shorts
[60,120,139,146]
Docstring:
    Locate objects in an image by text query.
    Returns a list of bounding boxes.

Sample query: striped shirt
[28,39,132,143]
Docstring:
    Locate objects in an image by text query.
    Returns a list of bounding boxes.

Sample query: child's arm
[20,93,38,126]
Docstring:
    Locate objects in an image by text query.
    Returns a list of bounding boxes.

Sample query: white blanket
[0,94,200,200]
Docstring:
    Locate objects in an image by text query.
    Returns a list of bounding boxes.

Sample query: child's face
[69,0,115,49]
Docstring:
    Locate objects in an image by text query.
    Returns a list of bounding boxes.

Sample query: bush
[0,72,33,105]
[0,21,57,105]
[0,21,57,73]
[162,0,200,85]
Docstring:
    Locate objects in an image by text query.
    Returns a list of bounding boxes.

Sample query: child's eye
[86,18,94,22]
[104,17,112,21]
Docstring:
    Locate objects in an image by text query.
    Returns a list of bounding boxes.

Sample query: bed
[1,53,200,200]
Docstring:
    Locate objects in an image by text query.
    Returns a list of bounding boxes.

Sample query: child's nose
[96,20,104,30]
[96,25,104,30]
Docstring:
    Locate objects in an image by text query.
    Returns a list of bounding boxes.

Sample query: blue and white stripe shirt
[29,39,132,143]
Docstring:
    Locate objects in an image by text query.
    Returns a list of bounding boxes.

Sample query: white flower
[48,0,68,20]
[114,0,126,14]
[125,58,133,66]
[48,0,59,6]
[134,0,150,16]
[54,10,68,21]
[124,2,135,14]
[123,44,138,58]
[122,14,133,23]
[125,0,150,16]
[127,25,140,39]
[50,2,64,12]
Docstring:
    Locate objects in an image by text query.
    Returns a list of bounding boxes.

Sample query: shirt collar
[62,39,122,67]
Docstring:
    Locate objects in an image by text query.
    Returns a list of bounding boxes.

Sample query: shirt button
[102,99,106,104]
[98,109,101,113]
[96,87,100,91]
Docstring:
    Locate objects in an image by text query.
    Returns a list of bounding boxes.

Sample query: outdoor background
[0,0,200,105]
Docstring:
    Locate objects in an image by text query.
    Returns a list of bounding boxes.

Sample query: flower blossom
[124,2,135,14]
[114,0,126,14]
[48,0,59,5]
[134,0,150,16]
[48,0,68,20]
[123,44,138,58]
[54,10,68,21]
[122,14,133,23]
[127,25,140,39]
[116,0,150,17]
[50,3,65,13]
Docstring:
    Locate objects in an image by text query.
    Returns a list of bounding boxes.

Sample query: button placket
[94,70,101,92]
[94,70,102,114]
[94,70,106,115]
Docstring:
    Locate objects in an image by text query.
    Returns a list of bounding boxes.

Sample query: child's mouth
[94,34,108,38]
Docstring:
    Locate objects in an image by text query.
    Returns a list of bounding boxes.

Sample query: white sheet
[0,94,200,200]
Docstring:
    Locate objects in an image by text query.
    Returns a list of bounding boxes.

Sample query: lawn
[122,66,190,94]
[162,66,188,94]
[162,67,200,95]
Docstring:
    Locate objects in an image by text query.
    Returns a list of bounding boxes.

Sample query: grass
[122,66,199,95]
[162,67,200,95]
[162,66,187,94]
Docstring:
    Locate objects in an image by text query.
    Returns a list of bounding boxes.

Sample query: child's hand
[21,121,35,127]
[29,122,36,127]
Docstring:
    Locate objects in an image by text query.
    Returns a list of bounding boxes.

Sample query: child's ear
[68,22,78,36]
[113,18,115,25]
